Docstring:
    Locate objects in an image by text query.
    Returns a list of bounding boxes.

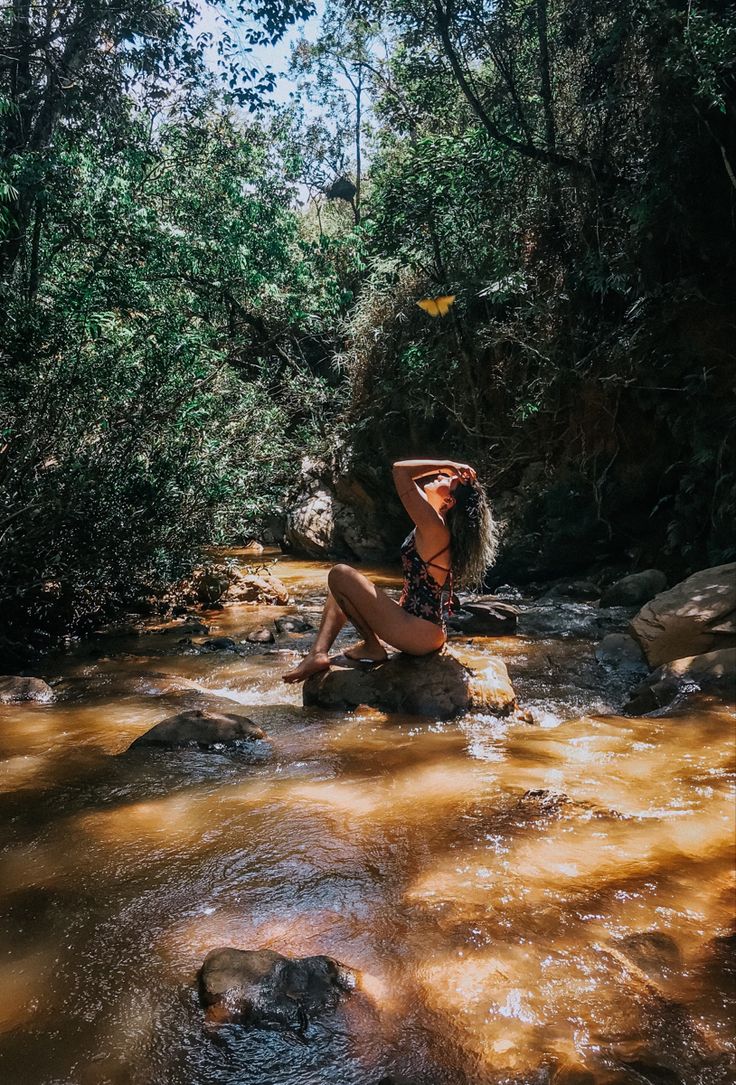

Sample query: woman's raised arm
[392,459,476,529]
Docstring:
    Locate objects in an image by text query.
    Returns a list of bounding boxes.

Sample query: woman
[282,458,497,684]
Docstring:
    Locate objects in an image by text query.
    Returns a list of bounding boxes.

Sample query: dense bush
[1,0,351,650]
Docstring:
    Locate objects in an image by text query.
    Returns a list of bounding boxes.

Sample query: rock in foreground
[0,676,56,704]
[198,947,354,1029]
[629,563,736,667]
[624,647,736,714]
[127,709,266,750]
[303,649,516,719]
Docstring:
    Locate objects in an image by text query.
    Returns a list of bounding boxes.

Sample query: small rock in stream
[127,709,267,751]
[274,615,314,634]
[246,627,275,644]
[199,636,240,653]
[0,675,56,704]
[198,947,355,1030]
[600,569,667,608]
[539,579,601,602]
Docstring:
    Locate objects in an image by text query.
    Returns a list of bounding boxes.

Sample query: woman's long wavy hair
[446,478,498,589]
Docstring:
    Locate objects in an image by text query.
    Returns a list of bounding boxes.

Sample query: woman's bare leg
[328,564,445,656]
[282,590,346,683]
[283,563,445,685]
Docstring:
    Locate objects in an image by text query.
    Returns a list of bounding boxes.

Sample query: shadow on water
[0,552,734,1084]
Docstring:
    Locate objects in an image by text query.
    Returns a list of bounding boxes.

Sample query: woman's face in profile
[425,474,458,510]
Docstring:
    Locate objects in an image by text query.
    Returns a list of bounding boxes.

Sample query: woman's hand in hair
[440,462,477,482]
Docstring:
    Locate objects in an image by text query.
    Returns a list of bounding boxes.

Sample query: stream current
[0,551,734,1085]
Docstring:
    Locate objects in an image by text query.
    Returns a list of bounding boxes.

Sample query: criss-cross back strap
[422,543,451,576]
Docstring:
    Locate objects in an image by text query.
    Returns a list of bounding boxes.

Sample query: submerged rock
[303,648,516,719]
[447,600,518,635]
[624,647,736,714]
[198,947,354,1030]
[275,615,313,634]
[614,930,682,980]
[600,569,667,608]
[595,633,647,672]
[127,709,266,750]
[0,676,56,704]
[629,563,736,667]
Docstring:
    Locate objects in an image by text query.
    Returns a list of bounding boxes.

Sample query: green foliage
[0,1,350,648]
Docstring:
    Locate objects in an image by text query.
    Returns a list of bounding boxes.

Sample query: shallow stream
[1,552,734,1084]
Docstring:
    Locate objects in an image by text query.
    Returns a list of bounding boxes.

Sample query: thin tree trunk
[354,71,362,224]
[536,0,557,154]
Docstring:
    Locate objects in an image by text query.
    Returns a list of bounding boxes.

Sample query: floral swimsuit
[399,530,453,627]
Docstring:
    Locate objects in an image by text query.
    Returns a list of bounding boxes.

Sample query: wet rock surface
[516,603,634,640]
[198,947,354,1030]
[0,675,56,703]
[448,599,518,635]
[198,636,240,653]
[595,632,648,673]
[630,563,736,667]
[226,569,290,605]
[191,564,290,607]
[303,648,516,718]
[127,708,267,750]
[624,647,736,714]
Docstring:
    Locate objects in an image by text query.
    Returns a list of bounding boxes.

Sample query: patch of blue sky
[192,0,325,107]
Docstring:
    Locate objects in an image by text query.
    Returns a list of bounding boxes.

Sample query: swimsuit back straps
[399,532,454,626]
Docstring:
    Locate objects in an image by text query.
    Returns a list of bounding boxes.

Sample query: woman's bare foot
[282,651,331,684]
[342,639,388,663]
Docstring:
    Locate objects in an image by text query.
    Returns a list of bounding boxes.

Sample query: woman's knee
[328,563,353,591]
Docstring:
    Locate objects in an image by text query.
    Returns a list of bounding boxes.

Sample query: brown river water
[0,551,734,1085]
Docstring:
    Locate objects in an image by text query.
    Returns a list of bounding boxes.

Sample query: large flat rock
[303,648,516,719]
[630,563,736,667]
